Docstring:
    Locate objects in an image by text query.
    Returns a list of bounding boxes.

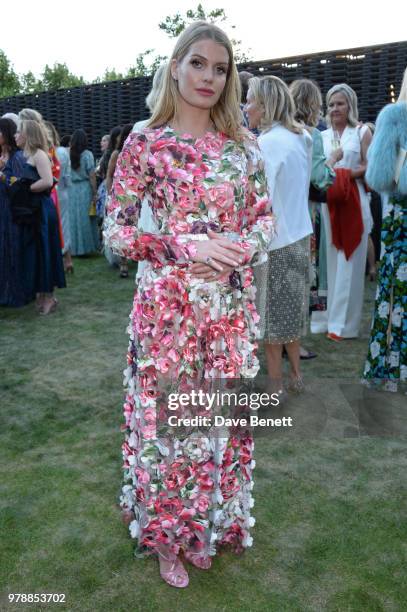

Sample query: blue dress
[21,162,66,294]
[56,146,71,254]
[0,150,34,306]
[69,150,98,255]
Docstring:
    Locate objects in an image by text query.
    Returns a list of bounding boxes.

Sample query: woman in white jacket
[246,76,313,393]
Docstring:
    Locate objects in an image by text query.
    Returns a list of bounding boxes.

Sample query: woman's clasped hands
[189,229,246,281]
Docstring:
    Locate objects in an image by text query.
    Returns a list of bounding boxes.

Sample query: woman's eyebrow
[191,53,229,66]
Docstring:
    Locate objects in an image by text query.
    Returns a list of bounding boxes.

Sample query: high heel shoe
[39,297,58,316]
[119,263,129,278]
[159,553,189,588]
[286,376,305,394]
[326,332,343,342]
[184,550,212,570]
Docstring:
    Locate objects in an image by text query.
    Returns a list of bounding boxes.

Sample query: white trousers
[311,190,371,338]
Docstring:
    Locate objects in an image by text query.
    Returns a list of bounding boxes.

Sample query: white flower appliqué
[370,341,380,360]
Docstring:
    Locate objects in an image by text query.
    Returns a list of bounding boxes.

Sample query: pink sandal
[159,553,189,588]
[39,297,58,316]
[184,550,212,570]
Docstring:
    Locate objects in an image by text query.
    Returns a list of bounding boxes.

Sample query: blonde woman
[104,21,274,587]
[289,79,342,350]
[320,84,372,340]
[245,75,313,392]
[19,109,66,261]
[15,120,65,314]
[133,62,168,132]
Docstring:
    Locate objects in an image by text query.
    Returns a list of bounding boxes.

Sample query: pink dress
[104,126,275,558]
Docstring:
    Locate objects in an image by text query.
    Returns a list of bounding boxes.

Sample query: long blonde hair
[248,75,303,134]
[289,79,322,127]
[20,119,49,157]
[398,67,407,103]
[326,83,359,127]
[18,107,53,147]
[147,21,243,141]
[146,64,167,112]
[19,108,43,123]
[44,120,60,147]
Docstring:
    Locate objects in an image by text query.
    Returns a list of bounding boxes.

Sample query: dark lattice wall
[1,40,406,156]
[238,41,407,122]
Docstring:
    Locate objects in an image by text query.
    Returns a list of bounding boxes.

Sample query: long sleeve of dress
[103,132,197,267]
[311,128,335,190]
[238,136,276,266]
[366,103,407,194]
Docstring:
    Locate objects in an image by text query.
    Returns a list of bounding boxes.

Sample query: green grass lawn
[1,255,406,612]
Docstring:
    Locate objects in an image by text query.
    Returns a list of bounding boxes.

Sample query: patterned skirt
[256,236,310,344]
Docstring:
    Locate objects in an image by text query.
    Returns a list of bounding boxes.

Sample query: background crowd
[0,62,406,391]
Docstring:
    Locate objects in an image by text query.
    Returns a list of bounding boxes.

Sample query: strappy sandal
[159,553,189,588]
[287,376,305,394]
[39,297,58,316]
[184,550,212,570]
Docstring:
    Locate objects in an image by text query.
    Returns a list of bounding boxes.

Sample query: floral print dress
[104,126,274,557]
[363,193,406,391]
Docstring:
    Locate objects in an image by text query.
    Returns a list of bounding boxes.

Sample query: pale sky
[4,0,406,81]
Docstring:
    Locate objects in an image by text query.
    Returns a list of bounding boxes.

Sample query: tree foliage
[0,50,21,98]
[0,5,251,97]
[40,63,85,90]
[19,71,43,94]
[158,4,250,63]
[0,58,86,97]
[93,68,125,83]
[158,3,226,38]
[125,50,169,78]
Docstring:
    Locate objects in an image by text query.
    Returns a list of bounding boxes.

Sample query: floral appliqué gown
[104,126,275,558]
